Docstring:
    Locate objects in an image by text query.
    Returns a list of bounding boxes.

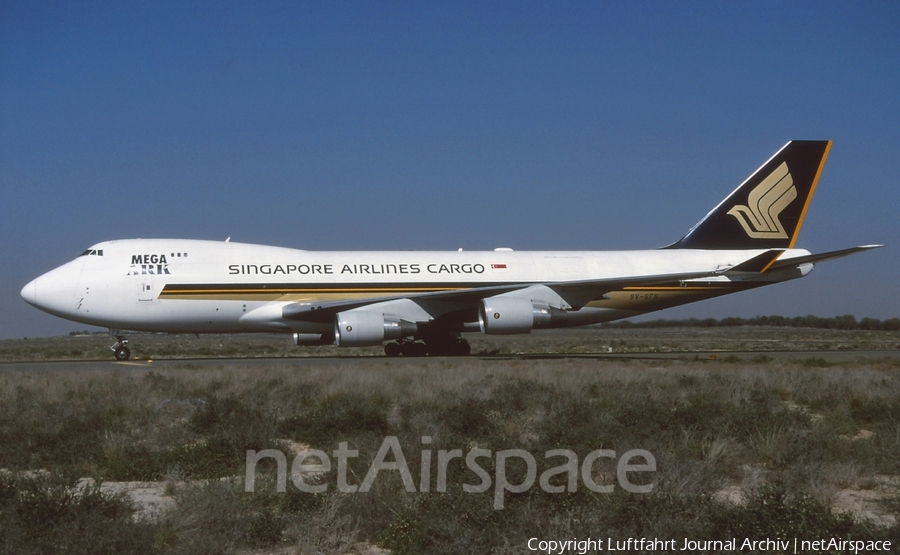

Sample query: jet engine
[334,311,418,346]
[293,333,334,346]
[478,297,567,334]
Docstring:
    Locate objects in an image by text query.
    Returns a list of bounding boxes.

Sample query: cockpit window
[79,249,104,257]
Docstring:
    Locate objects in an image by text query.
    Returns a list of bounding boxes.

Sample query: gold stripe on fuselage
[158,285,468,302]
[621,286,726,291]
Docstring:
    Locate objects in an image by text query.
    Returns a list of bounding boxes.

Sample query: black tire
[453,340,471,356]
[400,342,428,357]
[384,342,401,357]
[114,346,131,361]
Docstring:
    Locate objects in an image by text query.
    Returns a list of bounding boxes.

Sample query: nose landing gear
[111,335,131,361]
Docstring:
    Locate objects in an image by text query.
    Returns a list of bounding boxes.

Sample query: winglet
[667,141,832,250]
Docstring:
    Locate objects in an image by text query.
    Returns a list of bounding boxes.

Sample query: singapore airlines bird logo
[727,162,796,239]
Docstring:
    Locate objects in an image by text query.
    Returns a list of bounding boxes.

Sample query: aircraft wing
[280,282,532,323]
[267,246,885,327]
[280,269,723,323]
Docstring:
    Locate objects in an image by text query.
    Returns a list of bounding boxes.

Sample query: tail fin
[667,140,831,249]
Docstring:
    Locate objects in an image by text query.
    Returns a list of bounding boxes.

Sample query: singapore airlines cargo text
[228,262,488,275]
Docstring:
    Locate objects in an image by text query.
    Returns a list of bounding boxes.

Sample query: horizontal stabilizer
[769,245,883,270]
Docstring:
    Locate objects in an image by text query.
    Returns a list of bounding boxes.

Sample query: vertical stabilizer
[668,140,831,249]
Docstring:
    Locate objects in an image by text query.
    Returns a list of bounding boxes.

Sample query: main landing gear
[111,335,131,361]
[384,337,471,357]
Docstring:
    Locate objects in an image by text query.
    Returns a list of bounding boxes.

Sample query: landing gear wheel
[451,339,471,356]
[114,345,131,361]
[110,334,131,361]
[400,341,428,357]
[384,342,401,357]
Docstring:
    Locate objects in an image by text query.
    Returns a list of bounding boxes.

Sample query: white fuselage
[21,238,812,335]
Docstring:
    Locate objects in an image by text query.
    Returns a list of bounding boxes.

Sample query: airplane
[21,140,880,360]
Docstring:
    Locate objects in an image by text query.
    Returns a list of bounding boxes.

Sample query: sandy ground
[71,441,390,555]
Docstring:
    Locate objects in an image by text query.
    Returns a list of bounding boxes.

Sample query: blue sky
[2,1,898,339]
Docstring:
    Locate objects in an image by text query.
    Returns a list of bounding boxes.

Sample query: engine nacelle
[532,302,568,329]
[479,298,568,335]
[334,311,418,346]
[293,333,333,346]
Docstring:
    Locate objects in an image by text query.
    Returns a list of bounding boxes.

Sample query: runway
[3,349,900,373]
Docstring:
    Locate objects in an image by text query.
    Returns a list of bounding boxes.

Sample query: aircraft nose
[20,261,83,316]
[21,278,38,307]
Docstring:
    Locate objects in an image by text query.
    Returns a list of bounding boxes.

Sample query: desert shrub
[379,489,499,555]
[0,471,156,555]
[848,394,898,425]
[803,357,833,368]
[240,507,288,547]
[0,391,129,473]
[103,394,283,480]
[276,391,393,446]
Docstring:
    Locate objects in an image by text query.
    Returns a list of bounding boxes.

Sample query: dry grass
[1,329,899,553]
